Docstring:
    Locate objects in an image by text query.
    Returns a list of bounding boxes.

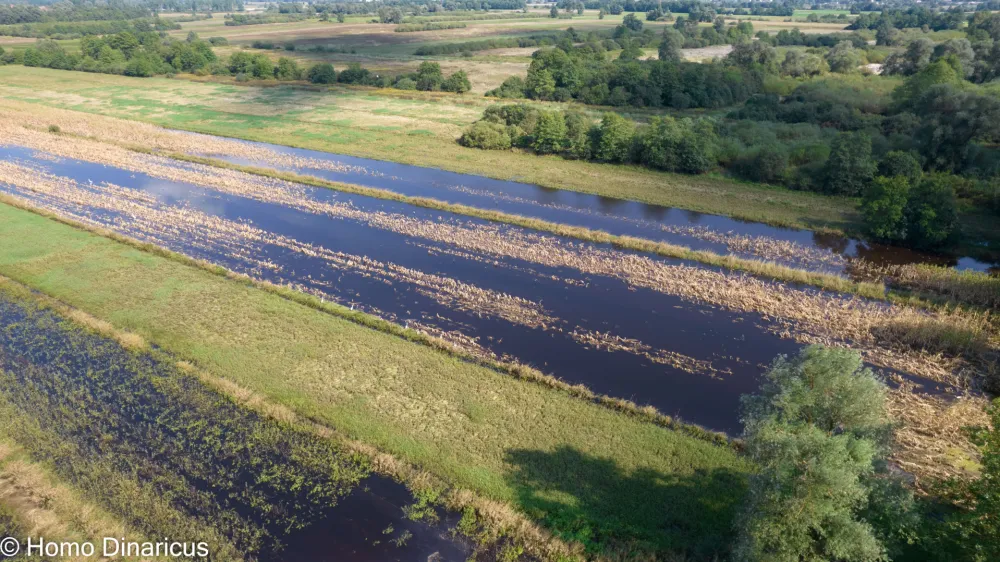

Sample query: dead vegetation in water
[1,117,996,485]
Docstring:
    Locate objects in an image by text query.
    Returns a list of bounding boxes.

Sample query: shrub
[47,124,60,133]
[459,121,512,150]
[441,70,471,93]
[307,63,336,84]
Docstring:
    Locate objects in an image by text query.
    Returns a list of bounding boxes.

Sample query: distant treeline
[848,6,966,31]
[401,12,545,23]
[570,0,793,17]
[395,21,466,32]
[486,21,761,108]
[0,17,180,39]
[0,31,217,77]
[224,13,310,26]
[414,33,564,55]
[0,4,150,25]
[218,52,473,93]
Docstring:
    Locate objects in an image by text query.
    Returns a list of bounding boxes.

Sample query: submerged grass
[0,200,753,560]
[0,284,372,561]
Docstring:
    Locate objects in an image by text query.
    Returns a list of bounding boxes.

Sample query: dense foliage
[734,346,916,562]
[0,16,180,39]
[487,31,765,108]
[1,31,217,76]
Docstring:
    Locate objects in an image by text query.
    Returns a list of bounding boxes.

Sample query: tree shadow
[504,446,746,559]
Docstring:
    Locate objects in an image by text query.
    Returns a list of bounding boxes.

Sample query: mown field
[0,200,753,558]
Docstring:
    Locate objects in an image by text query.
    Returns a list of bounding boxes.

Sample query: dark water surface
[0,291,471,562]
[183,131,996,274]
[0,145,951,436]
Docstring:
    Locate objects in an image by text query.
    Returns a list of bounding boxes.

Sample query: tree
[593,112,635,163]
[658,28,684,62]
[734,346,913,562]
[307,62,336,84]
[415,61,443,90]
[336,12,345,23]
[549,5,558,18]
[275,57,300,80]
[826,40,864,73]
[877,151,922,185]
[727,40,778,73]
[883,38,933,76]
[532,111,567,154]
[441,71,471,93]
[598,9,605,19]
[893,59,961,107]
[823,132,875,196]
[862,176,911,242]
[622,12,643,32]
[525,68,556,100]
[904,175,959,248]
[563,110,593,160]
[780,50,828,77]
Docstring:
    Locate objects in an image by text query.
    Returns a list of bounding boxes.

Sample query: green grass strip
[0,200,751,559]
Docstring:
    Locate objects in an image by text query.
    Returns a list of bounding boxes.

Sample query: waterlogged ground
[183,132,995,274]
[0,142,966,443]
[0,288,473,562]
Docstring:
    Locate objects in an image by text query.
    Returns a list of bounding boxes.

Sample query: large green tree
[734,346,915,562]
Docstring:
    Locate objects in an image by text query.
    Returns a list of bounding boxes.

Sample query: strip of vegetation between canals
[82,133,998,313]
[0,193,735,450]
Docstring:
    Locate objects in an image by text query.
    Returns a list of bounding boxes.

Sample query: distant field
[0,67,865,233]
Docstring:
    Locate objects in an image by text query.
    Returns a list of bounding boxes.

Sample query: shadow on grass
[505,446,746,559]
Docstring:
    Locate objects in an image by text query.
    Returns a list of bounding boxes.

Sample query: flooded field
[0,133,987,469]
[183,132,996,275]
[0,287,473,562]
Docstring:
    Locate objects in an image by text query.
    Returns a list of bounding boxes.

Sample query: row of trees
[0,3,151,25]
[3,31,217,77]
[736,345,999,562]
[300,60,471,92]
[460,93,997,249]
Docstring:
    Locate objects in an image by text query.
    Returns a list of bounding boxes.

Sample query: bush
[307,63,336,84]
[47,124,60,133]
[394,77,417,90]
[459,121,512,150]
[441,70,471,93]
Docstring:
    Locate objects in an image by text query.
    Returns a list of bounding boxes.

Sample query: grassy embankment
[0,66,863,233]
[0,200,752,559]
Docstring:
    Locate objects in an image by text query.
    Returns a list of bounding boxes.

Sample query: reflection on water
[182,131,997,274]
